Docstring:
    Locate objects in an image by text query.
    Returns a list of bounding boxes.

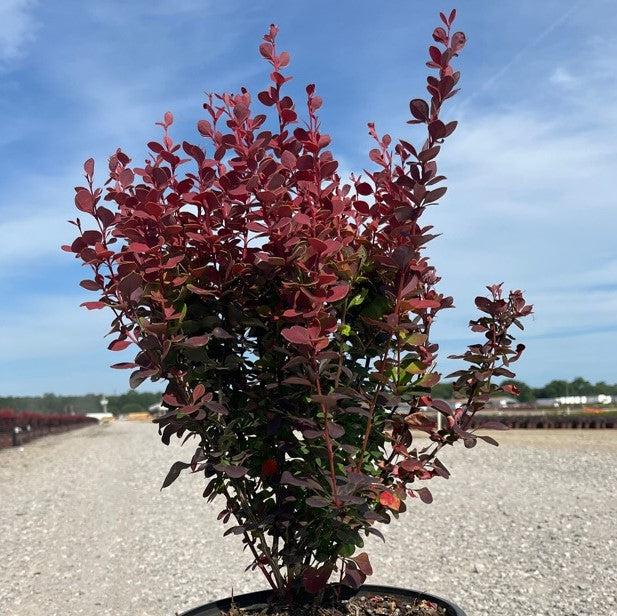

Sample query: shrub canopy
[66,10,531,597]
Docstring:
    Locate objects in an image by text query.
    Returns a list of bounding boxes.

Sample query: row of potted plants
[0,409,96,447]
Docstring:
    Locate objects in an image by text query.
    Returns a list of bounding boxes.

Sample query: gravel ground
[0,422,615,616]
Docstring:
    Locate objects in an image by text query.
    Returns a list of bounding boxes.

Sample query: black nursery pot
[178,584,466,616]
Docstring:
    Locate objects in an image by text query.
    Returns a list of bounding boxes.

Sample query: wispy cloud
[453,1,584,114]
[0,292,150,395]
[550,67,576,87]
[0,0,38,64]
[346,5,617,385]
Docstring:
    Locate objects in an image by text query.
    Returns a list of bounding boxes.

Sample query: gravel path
[1,423,615,616]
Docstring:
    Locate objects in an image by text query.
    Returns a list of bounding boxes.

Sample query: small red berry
[261,458,278,477]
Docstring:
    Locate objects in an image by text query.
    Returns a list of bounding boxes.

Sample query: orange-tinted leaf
[379,491,401,511]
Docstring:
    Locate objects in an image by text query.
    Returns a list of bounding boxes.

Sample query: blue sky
[0,0,615,395]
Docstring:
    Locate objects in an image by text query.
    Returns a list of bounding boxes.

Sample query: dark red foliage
[0,408,96,434]
[66,11,531,599]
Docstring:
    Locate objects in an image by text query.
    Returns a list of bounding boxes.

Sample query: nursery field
[0,423,615,616]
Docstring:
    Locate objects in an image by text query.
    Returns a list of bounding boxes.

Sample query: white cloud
[0,0,37,64]
[425,101,617,380]
[0,294,111,361]
[0,212,68,265]
[550,67,576,87]
[385,31,617,385]
[0,166,82,276]
[0,293,150,395]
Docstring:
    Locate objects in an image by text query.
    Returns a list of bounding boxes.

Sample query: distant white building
[486,396,518,409]
[536,398,559,408]
[148,402,165,416]
[554,394,612,406]
[86,412,114,422]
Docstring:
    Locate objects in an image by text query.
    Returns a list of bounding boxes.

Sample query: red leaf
[352,552,373,576]
[197,120,212,136]
[161,461,190,489]
[75,190,93,213]
[84,158,94,177]
[282,376,312,386]
[425,186,447,202]
[79,279,100,291]
[428,120,447,140]
[193,384,206,402]
[327,284,350,303]
[341,567,366,589]
[416,487,433,504]
[327,422,345,439]
[259,42,274,59]
[451,31,466,54]
[246,221,268,233]
[281,108,297,123]
[128,242,150,253]
[183,335,210,347]
[234,103,250,123]
[429,46,442,65]
[258,91,274,106]
[399,458,423,472]
[303,566,332,594]
[478,435,500,447]
[281,326,312,346]
[502,383,520,396]
[409,298,441,310]
[80,301,106,310]
[109,339,131,351]
[356,182,372,196]
[214,464,247,478]
[409,98,429,122]
[110,362,137,370]
[119,168,134,186]
[293,213,312,226]
[432,27,448,45]
[431,399,453,415]
[379,491,400,511]
[162,393,181,407]
[212,327,233,340]
[278,50,290,67]
[475,296,493,314]
[281,149,296,169]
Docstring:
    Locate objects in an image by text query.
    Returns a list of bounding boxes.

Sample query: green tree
[121,402,144,414]
[432,382,454,400]
[534,379,568,399]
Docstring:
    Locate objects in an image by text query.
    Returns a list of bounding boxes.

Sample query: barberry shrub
[65,10,531,598]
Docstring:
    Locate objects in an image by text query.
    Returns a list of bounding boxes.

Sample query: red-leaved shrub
[0,409,95,435]
[65,10,531,597]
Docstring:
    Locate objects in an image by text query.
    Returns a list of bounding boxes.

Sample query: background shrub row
[468,414,617,430]
[0,409,97,448]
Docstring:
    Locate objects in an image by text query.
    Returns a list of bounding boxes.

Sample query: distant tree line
[432,377,617,403]
[0,390,162,415]
[2,377,616,413]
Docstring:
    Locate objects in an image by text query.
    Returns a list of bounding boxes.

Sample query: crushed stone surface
[1,423,615,616]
